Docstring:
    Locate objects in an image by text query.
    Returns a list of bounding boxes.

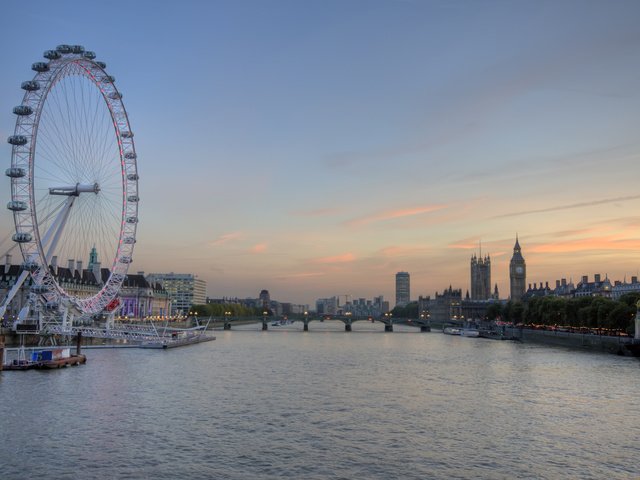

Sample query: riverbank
[504,326,635,355]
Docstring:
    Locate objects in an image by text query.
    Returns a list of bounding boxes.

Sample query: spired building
[395,271,410,307]
[509,236,526,301]
[470,253,491,300]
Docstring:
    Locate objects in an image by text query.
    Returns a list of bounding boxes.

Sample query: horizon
[1,0,640,306]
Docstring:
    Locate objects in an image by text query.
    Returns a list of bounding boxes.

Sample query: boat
[271,318,292,327]
[459,328,480,337]
[139,329,215,349]
[443,327,461,335]
[2,346,86,370]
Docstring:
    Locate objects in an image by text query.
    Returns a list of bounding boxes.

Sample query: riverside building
[1,253,170,322]
[470,253,491,300]
[146,273,206,315]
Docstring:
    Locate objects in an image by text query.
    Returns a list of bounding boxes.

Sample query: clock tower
[509,235,526,301]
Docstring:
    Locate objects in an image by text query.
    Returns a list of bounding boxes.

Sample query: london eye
[3,44,139,329]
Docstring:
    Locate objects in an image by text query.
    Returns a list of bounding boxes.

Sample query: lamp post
[262,310,268,331]
[304,311,308,331]
[345,311,352,332]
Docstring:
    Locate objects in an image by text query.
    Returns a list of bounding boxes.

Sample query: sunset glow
[1,0,639,306]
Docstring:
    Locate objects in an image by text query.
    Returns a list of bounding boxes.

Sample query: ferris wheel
[2,44,139,328]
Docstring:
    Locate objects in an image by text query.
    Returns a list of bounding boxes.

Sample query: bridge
[220,315,432,332]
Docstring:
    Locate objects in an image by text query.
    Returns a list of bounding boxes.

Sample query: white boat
[443,327,461,335]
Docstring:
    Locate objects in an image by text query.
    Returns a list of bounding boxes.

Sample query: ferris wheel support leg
[17,306,30,326]
[61,306,69,330]
[41,196,77,263]
[106,312,115,330]
[0,270,30,321]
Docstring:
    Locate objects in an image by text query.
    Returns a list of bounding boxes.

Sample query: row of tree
[391,303,420,319]
[485,293,640,332]
[190,303,265,318]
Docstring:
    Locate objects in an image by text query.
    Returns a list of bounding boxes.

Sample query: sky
[1,0,640,307]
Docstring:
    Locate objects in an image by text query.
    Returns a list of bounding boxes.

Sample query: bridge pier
[223,322,231,330]
[421,325,431,332]
[0,335,4,372]
[345,323,352,332]
[385,324,393,332]
[262,321,268,331]
[303,322,309,331]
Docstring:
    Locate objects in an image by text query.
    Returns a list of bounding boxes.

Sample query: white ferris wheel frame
[7,45,138,317]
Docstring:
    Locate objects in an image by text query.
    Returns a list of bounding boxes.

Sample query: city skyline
[1,0,640,306]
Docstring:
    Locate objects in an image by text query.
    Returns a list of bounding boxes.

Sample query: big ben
[509,236,526,301]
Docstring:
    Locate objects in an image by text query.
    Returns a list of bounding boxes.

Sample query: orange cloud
[378,245,431,257]
[530,236,640,253]
[311,253,356,264]
[346,204,447,227]
[209,232,242,246]
[250,243,267,253]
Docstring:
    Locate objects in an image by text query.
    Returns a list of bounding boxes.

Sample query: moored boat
[2,347,86,370]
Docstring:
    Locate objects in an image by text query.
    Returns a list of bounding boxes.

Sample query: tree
[511,302,524,324]
[485,302,502,321]
[607,304,635,331]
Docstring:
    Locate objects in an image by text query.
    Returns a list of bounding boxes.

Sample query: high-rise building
[470,253,491,300]
[146,273,207,314]
[509,236,526,301]
[395,271,410,307]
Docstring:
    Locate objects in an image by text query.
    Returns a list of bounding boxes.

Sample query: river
[1,321,638,479]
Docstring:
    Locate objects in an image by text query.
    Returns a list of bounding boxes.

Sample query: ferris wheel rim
[7,45,139,316]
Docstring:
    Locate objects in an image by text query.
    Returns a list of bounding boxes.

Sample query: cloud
[250,243,267,253]
[209,232,243,246]
[493,194,640,219]
[378,245,431,258]
[346,204,448,227]
[448,236,480,249]
[530,235,640,254]
[311,253,356,264]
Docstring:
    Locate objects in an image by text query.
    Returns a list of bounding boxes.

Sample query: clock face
[515,266,524,274]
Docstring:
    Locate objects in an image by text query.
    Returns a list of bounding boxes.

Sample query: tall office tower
[470,253,491,300]
[509,236,526,301]
[395,271,410,307]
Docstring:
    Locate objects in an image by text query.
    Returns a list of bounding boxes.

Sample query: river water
[1,321,638,479]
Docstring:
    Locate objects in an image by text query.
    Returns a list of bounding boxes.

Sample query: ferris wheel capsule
[44,50,62,60]
[13,105,33,116]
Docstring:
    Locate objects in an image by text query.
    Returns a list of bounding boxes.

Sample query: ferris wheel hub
[48,182,100,196]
